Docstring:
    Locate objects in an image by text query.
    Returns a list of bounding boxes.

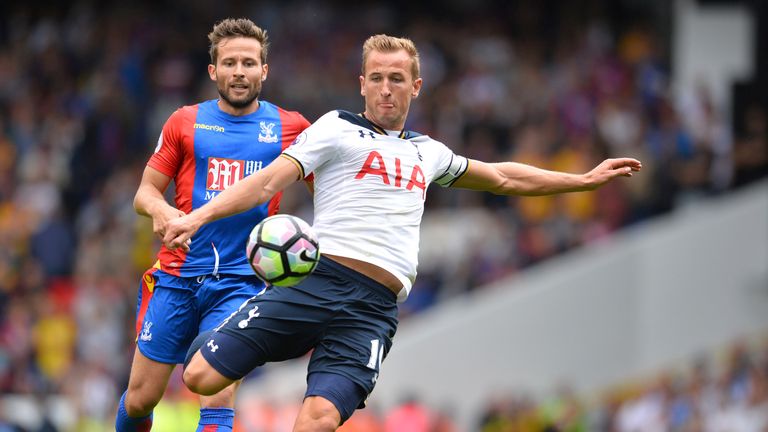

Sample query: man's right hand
[163,213,203,252]
[151,206,187,240]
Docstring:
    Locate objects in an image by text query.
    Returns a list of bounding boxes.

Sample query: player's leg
[294,396,342,432]
[293,373,369,432]
[184,347,237,395]
[116,270,198,431]
[184,279,336,394]
[190,275,265,431]
[296,256,399,430]
[116,349,175,431]
[197,382,241,432]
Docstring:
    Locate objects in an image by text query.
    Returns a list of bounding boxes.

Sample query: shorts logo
[143,273,155,293]
[140,322,153,342]
[258,121,278,143]
[207,157,244,191]
[214,296,257,332]
[238,305,260,328]
[207,339,219,353]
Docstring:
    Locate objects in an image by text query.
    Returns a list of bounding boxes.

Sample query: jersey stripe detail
[434,154,469,187]
[337,110,379,134]
[153,105,198,276]
[135,267,159,339]
[280,153,306,180]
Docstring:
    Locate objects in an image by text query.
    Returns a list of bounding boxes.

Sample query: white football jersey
[282,110,468,301]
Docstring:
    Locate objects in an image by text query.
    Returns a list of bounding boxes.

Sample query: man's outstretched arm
[452,157,642,196]
[162,156,301,250]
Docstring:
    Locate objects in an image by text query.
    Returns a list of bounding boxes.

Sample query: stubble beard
[218,82,261,109]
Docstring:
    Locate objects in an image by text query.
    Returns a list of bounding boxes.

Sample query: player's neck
[362,111,404,133]
[218,99,260,116]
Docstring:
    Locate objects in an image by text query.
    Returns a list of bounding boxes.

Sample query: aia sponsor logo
[355,150,426,199]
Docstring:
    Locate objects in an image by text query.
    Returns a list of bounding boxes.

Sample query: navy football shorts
[135,268,265,364]
[200,256,399,421]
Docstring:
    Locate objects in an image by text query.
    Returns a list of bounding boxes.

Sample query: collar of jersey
[360,113,407,139]
[336,110,410,139]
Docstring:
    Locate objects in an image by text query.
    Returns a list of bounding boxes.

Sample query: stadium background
[0,0,766,430]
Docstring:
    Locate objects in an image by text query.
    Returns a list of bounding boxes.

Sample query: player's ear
[359,75,366,96]
[412,77,423,98]
[261,64,268,82]
[208,64,217,81]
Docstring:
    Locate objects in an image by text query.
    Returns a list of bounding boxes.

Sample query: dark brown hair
[208,18,269,65]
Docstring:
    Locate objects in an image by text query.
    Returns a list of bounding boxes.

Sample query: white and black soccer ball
[246,214,320,286]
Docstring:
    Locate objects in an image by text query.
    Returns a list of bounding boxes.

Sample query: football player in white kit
[164,34,642,431]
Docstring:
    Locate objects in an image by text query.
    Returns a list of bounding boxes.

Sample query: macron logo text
[194,123,225,133]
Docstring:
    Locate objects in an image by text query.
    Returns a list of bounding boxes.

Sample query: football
[246,214,320,286]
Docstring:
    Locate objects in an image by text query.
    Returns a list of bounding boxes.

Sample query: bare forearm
[192,173,271,226]
[162,157,300,251]
[454,158,640,196]
[134,185,173,217]
[493,162,590,196]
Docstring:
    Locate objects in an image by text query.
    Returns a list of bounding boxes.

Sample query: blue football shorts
[135,268,265,364]
[199,256,399,421]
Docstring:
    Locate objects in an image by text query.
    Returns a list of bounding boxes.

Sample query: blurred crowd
[0,0,766,430]
[476,337,768,432]
[155,336,768,432]
[24,335,759,431]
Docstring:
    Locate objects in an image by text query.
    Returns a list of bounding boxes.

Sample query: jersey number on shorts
[366,339,384,371]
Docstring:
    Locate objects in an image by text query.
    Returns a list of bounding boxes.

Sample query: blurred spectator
[384,396,432,432]
[732,104,768,187]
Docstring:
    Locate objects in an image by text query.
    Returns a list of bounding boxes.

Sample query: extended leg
[115,348,175,431]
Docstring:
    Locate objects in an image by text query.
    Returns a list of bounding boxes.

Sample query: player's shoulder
[172,102,201,117]
[405,130,442,147]
[263,101,311,128]
[164,102,202,128]
[407,132,453,157]
[403,130,426,140]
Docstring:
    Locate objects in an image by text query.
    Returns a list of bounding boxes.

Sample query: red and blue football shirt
[147,99,310,277]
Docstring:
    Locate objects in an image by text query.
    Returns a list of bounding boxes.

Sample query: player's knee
[124,390,161,417]
[294,396,342,432]
[183,364,217,396]
[183,354,227,396]
[200,382,239,408]
[293,414,340,432]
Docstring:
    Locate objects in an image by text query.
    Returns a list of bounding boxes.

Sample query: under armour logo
[207,339,219,353]
[359,130,375,139]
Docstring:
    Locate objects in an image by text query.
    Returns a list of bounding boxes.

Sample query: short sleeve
[281,111,340,178]
[147,108,187,177]
[429,140,469,187]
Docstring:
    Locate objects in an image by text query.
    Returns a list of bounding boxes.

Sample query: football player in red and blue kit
[114,18,310,432]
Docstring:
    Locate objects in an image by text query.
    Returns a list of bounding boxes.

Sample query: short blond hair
[208,18,269,65]
[361,34,420,79]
